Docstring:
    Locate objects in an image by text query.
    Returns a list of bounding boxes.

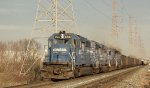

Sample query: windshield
[48,39,71,48]
[51,39,71,45]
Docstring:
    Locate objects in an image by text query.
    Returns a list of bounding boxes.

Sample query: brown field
[0,39,41,87]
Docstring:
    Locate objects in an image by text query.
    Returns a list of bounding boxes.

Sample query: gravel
[112,65,149,88]
[36,67,139,88]
[6,66,149,88]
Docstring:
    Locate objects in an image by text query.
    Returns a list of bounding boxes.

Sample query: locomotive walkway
[9,66,147,88]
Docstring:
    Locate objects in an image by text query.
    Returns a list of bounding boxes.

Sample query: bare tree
[0,39,41,87]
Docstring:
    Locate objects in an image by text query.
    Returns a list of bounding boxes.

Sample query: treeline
[0,39,41,87]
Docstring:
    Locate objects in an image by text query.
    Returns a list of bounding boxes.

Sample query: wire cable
[101,0,111,8]
[84,0,112,20]
[120,0,130,16]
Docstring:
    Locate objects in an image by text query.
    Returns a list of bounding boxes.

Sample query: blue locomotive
[40,31,142,79]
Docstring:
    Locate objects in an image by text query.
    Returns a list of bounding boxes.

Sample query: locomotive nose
[51,44,71,64]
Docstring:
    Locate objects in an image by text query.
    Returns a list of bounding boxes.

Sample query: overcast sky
[0,0,150,59]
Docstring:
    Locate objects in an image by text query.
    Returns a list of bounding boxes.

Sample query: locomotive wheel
[74,69,80,77]
[95,69,100,74]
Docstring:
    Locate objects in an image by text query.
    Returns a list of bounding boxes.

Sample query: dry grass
[0,60,41,87]
[0,39,41,87]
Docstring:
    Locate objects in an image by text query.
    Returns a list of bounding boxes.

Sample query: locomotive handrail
[69,52,75,70]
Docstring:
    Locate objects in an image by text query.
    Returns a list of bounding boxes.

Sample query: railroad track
[8,66,142,88]
[79,66,143,88]
[7,81,55,88]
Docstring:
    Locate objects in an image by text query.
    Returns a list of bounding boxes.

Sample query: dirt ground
[112,65,150,88]
[143,68,150,88]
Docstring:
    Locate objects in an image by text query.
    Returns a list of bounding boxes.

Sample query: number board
[54,35,71,39]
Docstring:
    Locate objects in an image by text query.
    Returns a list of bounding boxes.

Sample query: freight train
[40,31,143,79]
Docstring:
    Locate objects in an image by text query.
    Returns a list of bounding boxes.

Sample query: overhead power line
[101,0,111,8]
[84,0,111,20]
[120,0,130,16]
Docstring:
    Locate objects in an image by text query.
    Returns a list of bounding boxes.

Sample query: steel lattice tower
[112,0,119,39]
[111,0,121,50]
[19,0,76,76]
[128,16,133,56]
[35,0,76,33]
[128,17,146,58]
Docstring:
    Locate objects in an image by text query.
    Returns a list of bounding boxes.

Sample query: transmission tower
[35,0,76,33]
[111,0,121,50]
[137,34,146,59]
[128,16,134,56]
[128,17,146,58]
[19,0,76,76]
[112,0,119,38]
